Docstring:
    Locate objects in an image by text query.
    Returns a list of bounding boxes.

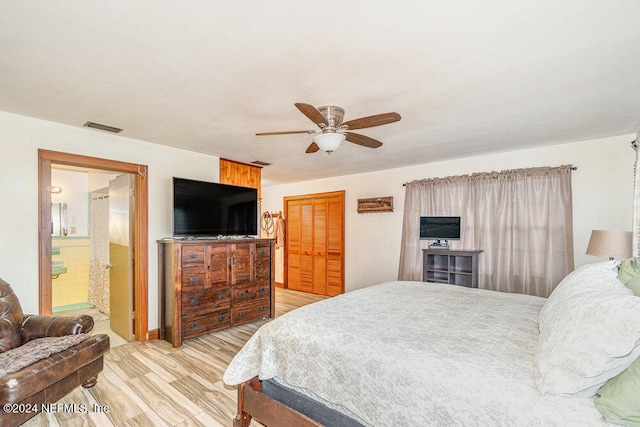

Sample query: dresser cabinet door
[207,244,230,287]
[230,243,254,285]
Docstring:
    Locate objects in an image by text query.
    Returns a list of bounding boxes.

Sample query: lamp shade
[585,230,632,259]
[313,133,346,153]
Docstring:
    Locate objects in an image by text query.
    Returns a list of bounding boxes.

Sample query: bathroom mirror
[51,202,68,236]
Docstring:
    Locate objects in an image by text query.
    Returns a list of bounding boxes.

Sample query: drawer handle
[189,299,199,306]
[238,311,246,316]
[218,295,226,300]
[189,322,199,329]
[189,277,199,283]
[260,306,267,311]
[259,249,266,255]
[258,268,266,274]
[218,315,226,321]
[189,253,198,259]
[238,291,245,297]
[259,287,266,292]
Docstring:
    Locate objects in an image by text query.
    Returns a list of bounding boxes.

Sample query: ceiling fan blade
[256,130,315,136]
[295,103,328,127]
[306,142,320,153]
[342,112,401,130]
[345,132,383,149]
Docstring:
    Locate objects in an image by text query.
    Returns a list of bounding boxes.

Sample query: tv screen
[173,177,258,237]
[420,216,461,240]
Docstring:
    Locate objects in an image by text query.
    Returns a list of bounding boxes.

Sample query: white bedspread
[224,281,608,426]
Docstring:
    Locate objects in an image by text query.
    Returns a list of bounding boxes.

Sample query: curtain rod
[402,166,578,186]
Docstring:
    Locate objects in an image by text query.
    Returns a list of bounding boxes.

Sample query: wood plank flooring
[23,288,328,427]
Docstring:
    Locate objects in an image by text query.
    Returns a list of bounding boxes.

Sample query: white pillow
[534,261,640,396]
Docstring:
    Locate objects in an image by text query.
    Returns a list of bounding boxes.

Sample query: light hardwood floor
[23,288,327,427]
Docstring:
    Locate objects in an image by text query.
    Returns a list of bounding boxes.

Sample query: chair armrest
[21,314,94,343]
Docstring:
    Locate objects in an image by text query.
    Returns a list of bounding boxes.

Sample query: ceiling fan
[256,103,401,154]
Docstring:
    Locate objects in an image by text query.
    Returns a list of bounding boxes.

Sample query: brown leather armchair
[0,277,110,426]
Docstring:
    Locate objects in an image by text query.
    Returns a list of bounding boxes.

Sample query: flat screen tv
[419,216,461,240]
[173,177,258,237]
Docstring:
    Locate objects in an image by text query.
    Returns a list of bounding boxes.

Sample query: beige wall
[0,111,220,326]
[262,134,635,292]
[0,108,634,326]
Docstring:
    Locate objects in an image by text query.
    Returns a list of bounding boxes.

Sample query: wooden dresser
[158,238,274,347]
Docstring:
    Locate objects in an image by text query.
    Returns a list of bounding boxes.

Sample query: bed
[223,261,640,426]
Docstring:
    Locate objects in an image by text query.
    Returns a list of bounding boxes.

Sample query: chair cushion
[0,334,110,403]
[0,278,24,353]
[0,334,90,376]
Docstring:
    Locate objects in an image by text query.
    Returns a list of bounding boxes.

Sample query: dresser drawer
[233,284,270,305]
[182,309,231,339]
[181,268,206,290]
[255,261,270,283]
[256,244,271,261]
[182,245,205,268]
[181,287,231,316]
[232,301,270,325]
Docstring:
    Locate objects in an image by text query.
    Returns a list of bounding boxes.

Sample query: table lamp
[585,230,632,260]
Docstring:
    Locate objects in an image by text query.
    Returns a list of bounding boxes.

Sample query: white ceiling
[1,1,640,186]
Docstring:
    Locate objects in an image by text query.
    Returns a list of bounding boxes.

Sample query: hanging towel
[275,216,285,249]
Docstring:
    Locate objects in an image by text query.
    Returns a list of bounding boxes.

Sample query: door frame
[38,149,149,342]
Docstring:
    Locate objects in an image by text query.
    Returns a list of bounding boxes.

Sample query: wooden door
[326,198,344,296]
[287,203,301,291]
[313,201,327,294]
[299,203,314,292]
[284,191,344,296]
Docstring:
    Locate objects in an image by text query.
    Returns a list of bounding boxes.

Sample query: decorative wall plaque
[357,196,393,213]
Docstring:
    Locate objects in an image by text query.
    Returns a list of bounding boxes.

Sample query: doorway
[38,149,149,342]
[50,168,135,344]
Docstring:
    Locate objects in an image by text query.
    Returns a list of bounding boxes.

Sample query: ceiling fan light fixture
[313,133,346,153]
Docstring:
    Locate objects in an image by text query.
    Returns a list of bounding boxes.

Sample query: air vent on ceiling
[251,160,272,166]
[83,121,123,133]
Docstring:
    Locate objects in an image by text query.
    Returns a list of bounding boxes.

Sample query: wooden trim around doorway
[38,149,149,342]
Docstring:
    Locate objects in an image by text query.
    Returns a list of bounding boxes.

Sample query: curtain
[398,165,574,297]
[633,141,640,257]
[88,193,110,315]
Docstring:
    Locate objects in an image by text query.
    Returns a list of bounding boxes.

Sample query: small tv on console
[419,216,461,241]
[173,177,258,237]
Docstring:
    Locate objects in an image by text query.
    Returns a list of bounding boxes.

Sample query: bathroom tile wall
[52,238,90,308]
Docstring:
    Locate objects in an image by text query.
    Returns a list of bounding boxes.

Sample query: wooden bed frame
[234,377,324,427]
